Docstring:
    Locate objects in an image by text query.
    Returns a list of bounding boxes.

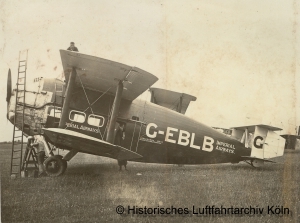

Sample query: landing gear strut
[44,155,67,177]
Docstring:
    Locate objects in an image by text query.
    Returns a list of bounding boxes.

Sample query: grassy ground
[1,143,299,223]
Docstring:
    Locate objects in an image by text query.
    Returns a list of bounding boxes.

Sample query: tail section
[231,125,285,160]
[251,126,285,159]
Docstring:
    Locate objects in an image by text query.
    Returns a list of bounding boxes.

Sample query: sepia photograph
[0,0,299,222]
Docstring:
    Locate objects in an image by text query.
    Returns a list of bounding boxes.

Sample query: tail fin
[231,125,285,159]
[251,126,285,159]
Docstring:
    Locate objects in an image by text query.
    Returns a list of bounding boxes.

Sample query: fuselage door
[122,116,145,153]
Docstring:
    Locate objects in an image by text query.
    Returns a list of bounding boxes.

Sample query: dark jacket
[67,46,79,52]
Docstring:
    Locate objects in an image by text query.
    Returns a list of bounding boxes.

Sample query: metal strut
[106,80,123,143]
[59,68,76,128]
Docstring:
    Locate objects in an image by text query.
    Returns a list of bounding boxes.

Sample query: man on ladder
[31,135,46,176]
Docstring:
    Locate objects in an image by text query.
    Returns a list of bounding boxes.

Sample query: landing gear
[244,159,264,168]
[118,160,128,171]
[44,155,67,177]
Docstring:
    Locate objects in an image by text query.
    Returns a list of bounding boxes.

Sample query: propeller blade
[6,69,12,103]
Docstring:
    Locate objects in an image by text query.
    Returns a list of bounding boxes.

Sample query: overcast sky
[0,0,299,142]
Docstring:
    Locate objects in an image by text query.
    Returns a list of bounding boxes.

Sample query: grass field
[1,143,299,223]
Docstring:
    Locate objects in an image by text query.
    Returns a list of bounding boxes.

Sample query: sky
[0,0,299,142]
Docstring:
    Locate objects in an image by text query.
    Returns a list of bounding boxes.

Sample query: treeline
[0,141,28,144]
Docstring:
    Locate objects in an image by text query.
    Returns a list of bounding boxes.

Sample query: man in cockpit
[67,42,79,52]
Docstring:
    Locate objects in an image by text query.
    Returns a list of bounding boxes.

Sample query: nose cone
[8,110,15,123]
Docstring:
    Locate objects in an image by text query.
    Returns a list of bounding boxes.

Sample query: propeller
[6,69,12,119]
[6,69,12,103]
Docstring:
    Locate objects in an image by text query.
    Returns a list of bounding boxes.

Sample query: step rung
[19,60,26,62]
[12,164,20,167]
[13,157,21,159]
[19,71,26,73]
[19,65,26,67]
[14,125,24,128]
[23,167,38,171]
[24,161,37,164]
[13,150,21,152]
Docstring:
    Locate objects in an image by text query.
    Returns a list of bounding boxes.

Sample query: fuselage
[7,77,251,165]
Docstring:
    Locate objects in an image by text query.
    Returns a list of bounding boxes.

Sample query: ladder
[10,50,28,177]
[21,140,38,177]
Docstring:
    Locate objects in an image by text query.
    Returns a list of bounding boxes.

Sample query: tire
[44,155,66,177]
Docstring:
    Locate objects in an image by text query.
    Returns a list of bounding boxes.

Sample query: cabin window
[132,116,139,121]
[69,110,86,123]
[48,107,62,118]
[87,114,105,127]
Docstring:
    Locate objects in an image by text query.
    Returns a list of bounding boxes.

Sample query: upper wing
[149,87,196,114]
[42,128,142,161]
[60,50,158,101]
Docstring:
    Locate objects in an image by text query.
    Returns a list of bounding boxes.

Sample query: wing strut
[59,67,76,128]
[106,80,123,143]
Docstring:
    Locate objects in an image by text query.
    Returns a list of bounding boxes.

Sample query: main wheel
[44,155,67,177]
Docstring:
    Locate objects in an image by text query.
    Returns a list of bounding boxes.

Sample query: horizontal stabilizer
[149,88,196,114]
[42,128,142,161]
[60,50,158,101]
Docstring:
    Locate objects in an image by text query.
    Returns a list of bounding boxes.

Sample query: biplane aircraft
[6,50,286,176]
